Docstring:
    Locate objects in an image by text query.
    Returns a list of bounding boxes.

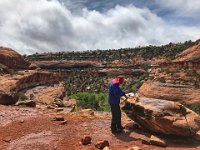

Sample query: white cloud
[0,0,199,54]
[155,0,200,18]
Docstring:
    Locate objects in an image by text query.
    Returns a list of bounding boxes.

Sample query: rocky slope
[139,41,200,107]
[174,41,200,63]
[139,81,200,104]
[0,47,30,69]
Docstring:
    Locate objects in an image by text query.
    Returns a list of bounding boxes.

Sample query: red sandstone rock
[174,41,200,63]
[81,136,92,145]
[95,140,109,149]
[139,81,200,105]
[0,47,30,69]
[0,70,62,105]
[150,135,167,147]
[122,96,200,136]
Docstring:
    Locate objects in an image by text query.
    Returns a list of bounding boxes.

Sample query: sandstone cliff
[174,41,200,63]
[0,70,62,105]
[139,81,200,105]
[141,41,200,106]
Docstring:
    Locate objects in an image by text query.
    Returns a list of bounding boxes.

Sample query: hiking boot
[120,126,125,130]
[111,128,123,134]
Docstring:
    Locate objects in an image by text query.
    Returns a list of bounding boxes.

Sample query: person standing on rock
[108,76,127,133]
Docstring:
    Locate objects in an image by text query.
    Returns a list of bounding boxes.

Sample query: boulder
[28,63,38,70]
[103,146,110,150]
[0,93,18,105]
[51,98,65,107]
[79,109,95,116]
[64,99,77,107]
[0,47,30,69]
[141,137,150,145]
[81,136,92,145]
[52,116,65,121]
[121,97,200,136]
[150,135,167,147]
[95,140,109,149]
[15,100,36,107]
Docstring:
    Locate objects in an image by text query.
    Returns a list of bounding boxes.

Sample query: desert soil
[0,105,199,150]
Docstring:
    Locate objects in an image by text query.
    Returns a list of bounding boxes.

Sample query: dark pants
[110,104,122,132]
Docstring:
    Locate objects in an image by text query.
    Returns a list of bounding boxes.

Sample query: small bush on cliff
[157,77,166,83]
[51,98,65,107]
[30,94,35,100]
[69,92,109,111]
[8,69,17,76]
[17,92,28,101]
[182,103,200,115]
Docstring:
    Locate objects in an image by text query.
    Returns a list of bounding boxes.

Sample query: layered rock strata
[121,97,200,136]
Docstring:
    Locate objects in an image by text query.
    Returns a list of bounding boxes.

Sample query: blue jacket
[108,83,125,105]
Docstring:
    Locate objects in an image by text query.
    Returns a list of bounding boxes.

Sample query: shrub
[182,103,200,115]
[51,98,65,107]
[17,92,28,101]
[157,77,166,83]
[69,92,109,111]
[30,94,35,100]
[131,85,137,94]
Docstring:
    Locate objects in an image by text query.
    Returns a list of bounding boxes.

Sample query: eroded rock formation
[0,47,30,69]
[0,70,62,105]
[121,97,200,136]
[25,83,65,105]
[138,81,200,104]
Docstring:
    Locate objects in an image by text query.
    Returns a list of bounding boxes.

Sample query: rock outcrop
[25,83,65,105]
[139,81,200,104]
[14,71,61,91]
[15,100,36,107]
[0,47,30,69]
[0,63,9,75]
[0,93,18,105]
[121,97,200,136]
[174,41,200,63]
[0,70,62,105]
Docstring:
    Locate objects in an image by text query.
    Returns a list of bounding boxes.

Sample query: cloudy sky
[0,0,200,54]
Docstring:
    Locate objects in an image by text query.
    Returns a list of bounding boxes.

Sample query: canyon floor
[0,105,200,150]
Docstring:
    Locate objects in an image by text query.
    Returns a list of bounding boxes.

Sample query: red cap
[111,76,124,84]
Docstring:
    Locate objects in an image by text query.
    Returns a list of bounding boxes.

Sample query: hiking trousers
[110,104,122,132]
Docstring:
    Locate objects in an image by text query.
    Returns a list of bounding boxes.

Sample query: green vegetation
[130,74,147,93]
[64,71,108,96]
[51,98,65,107]
[27,40,195,62]
[17,92,28,101]
[64,71,148,111]
[182,103,200,115]
[69,92,109,111]
[157,77,166,83]
[64,71,144,96]
[30,94,35,100]
[163,69,175,75]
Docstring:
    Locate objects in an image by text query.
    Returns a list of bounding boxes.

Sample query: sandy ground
[0,105,199,150]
